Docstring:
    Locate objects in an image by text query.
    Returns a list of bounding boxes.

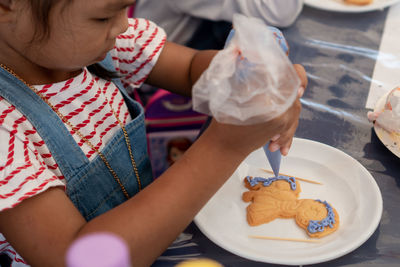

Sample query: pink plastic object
[66,232,131,267]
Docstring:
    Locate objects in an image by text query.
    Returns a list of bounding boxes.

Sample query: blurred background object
[66,233,130,267]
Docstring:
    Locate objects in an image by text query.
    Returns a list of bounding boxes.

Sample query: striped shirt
[0,18,166,266]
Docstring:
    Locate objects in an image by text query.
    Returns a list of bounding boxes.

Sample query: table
[185,5,400,267]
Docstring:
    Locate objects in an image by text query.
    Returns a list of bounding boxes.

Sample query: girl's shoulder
[110,18,166,89]
[125,17,166,37]
[0,98,65,212]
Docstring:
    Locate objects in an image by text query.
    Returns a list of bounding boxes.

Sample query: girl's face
[1,0,134,76]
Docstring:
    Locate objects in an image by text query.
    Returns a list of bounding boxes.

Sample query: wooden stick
[261,169,323,185]
[249,235,321,243]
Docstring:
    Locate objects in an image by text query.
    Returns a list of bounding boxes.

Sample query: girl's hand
[269,64,307,155]
[204,64,307,157]
[205,97,301,157]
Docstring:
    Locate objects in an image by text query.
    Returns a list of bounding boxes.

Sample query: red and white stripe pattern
[0,18,165,265]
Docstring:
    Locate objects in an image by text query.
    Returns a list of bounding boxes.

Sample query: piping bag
[192,14,301,172]
[263,142,281,177]
[225,29,281,177]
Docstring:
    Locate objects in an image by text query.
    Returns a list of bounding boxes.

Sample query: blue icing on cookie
[246,175,296,190]
[307,200,336,234]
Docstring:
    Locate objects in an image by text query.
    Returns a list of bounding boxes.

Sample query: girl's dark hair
[28,0,118,80]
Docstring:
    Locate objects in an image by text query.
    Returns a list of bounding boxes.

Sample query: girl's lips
[96,45,114,62]
[98,53,107,60]
[96,52,108,62]
[98,46,115,61]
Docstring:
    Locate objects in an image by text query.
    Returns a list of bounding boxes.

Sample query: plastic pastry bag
[192,14,301,125]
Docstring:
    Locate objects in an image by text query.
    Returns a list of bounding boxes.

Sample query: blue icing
[224,26,289,83]
[246,175,296,190]
[235,57,257,82]
[307,200,336,234]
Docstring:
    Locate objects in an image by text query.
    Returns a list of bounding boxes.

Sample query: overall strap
[0,68,89,177]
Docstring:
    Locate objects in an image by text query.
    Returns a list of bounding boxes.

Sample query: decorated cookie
[243,175,339,238]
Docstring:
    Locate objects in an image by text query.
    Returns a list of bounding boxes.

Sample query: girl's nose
[109,10,129,39]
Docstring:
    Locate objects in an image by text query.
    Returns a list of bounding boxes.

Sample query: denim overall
[0,54,153,221]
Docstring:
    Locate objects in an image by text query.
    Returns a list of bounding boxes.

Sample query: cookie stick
[249,235,321,243]
[260,169,323,185]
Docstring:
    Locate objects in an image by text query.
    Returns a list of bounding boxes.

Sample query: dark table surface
[186,5,400,267]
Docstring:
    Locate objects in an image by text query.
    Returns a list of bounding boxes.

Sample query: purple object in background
[66,232,131,267]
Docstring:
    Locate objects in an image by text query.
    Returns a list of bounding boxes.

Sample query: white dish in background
[373,92,400,157]
[305,0,400,13]
[194,138,382,266]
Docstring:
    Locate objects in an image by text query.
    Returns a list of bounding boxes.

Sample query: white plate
[305,0,400,12]
[373,92,400,157]
[194,138,382,265]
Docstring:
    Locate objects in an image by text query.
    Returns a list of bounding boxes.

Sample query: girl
[0,0,307,266]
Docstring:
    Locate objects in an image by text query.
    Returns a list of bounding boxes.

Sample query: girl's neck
[1,61,82,86]
[0,50,82,86]
[23,67,83,86]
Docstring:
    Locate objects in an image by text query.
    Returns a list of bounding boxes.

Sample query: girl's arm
[145,41,217,96]
[0,102,302,267]
[0,122,253,267]
[0,42,306,267]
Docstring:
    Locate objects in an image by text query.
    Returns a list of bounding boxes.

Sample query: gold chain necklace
[0,63,142,199]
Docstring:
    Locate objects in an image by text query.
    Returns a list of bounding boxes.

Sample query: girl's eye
[96,18,110,22]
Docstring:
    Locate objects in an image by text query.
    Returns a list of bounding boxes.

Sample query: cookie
[242,175,339,238]
[344,0,373,5]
